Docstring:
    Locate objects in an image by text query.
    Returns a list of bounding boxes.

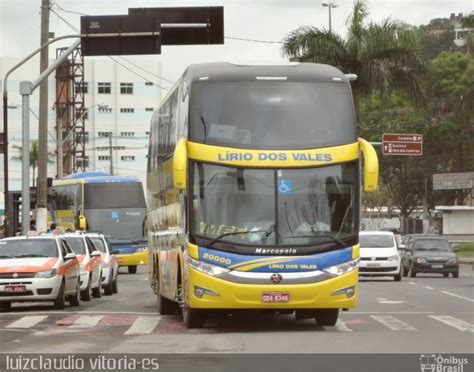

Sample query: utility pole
[36,0,50,232]
[109,134,114,175]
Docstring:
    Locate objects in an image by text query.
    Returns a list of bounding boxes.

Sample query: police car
[0,235,81,310]
[86,233,119,295]
[61,233,102,301]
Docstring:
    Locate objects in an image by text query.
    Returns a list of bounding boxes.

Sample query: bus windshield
[84,182,146,243]
[189,81,357,149]
[191,161,358,248]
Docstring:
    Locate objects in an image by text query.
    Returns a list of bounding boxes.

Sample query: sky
[0,0,472,85]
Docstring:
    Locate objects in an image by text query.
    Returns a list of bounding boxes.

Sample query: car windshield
[90,237,107,253]
[0,239,58,258]
[62,237,86,255]
[191,161,358,247]
[359,234,394,248]
[413,239,451,251]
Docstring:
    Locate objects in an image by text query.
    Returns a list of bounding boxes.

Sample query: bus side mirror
[173,138,188,190]
[358,138,379,193]
[79,215,87,230]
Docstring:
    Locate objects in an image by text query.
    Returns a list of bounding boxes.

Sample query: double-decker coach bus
[147,62,378,328]
[48,172,148,274]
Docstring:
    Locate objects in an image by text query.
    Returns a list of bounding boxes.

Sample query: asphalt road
[0,265,472,356]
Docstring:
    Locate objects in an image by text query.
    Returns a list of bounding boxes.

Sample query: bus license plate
[262,292,289,303]
[431,264,443,269]
[5,285,27,294]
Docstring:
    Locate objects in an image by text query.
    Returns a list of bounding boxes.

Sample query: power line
[115,56,175,84]
[225,36,283,44]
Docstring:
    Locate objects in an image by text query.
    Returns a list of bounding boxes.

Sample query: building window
[121,156,135,161]
[98,131,112,137]
[120,132,135,137]
[146,131,150,136]
[145,82,153,86]
[96,146,125,151]
[120,83,133,94]
[98,106,112,113]
[98,82,111,94]
[145,108,154,112]
[75,82,88,94]
[98,155,110,161]
[120,108,135,113]
[84,132,89,144]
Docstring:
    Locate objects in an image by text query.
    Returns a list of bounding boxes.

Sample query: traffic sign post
[382,133,423,156]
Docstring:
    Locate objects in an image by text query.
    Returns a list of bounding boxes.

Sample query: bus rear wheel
[315,309,339,326]
[128,266,137,274]
[182,303,205,329]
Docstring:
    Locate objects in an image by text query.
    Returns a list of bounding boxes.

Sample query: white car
[61,233,102,301]
[0,235,81,310]
[87,233,119,296]
[358,231,402,281]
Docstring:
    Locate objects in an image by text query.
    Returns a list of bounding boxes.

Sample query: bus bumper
[117,251,149,267]
[187,267,358,309]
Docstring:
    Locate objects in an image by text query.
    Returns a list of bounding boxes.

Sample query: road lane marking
[424,286,434,290]
[378,301,405,304]
[69,315,103,328]
[6,315,47,329]
[370,315,417,331]
[124,316,161,335]
[442,291,474,303]
[0,311,158,316]
[429,316,474,332]
[407,282,416,285]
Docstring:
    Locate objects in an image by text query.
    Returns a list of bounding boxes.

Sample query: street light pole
[322,1,338,33]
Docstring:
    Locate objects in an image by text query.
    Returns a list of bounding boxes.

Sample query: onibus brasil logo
[420,355,469,372]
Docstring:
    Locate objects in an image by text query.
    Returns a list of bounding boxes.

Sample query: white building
[1,55,165,193]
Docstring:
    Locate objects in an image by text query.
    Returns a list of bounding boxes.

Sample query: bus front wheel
[128,266,137,274]
[182,303,205,329]
[315,309,339,326]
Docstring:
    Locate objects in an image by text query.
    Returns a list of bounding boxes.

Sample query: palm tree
[12,140,55,187]
[282,0,426,117]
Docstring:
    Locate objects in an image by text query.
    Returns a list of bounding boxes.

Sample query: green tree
[281,0,426,117]
[12,140,54,187]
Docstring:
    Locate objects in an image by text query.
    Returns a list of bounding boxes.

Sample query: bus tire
[315,309,339,326]
[182,303,205,329]
[157,291,178,315]
[128,266,137,274]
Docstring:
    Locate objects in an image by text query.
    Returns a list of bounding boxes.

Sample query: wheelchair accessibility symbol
[278,179,293,194]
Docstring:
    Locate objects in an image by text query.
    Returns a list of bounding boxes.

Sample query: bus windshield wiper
[207,228,272,248]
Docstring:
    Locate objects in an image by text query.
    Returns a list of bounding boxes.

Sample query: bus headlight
[322,258,359,276]
[35,269,57,278]
[188,257,229,276]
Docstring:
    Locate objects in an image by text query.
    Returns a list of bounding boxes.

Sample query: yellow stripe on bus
[187,142,359,168]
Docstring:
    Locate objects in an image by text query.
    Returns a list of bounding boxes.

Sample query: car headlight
[387,255,400,261]
[447,257,458,264]
[35,269,57,278]
[136,247,147,252]
[416,257,426,264]
[188,257,230,276]
[322,258,359,276]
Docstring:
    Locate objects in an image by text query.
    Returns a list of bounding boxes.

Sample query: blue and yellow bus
[48,172,148,274]
[146,62,378,328]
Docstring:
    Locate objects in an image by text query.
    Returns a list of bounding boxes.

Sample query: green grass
[453,242,474,258]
